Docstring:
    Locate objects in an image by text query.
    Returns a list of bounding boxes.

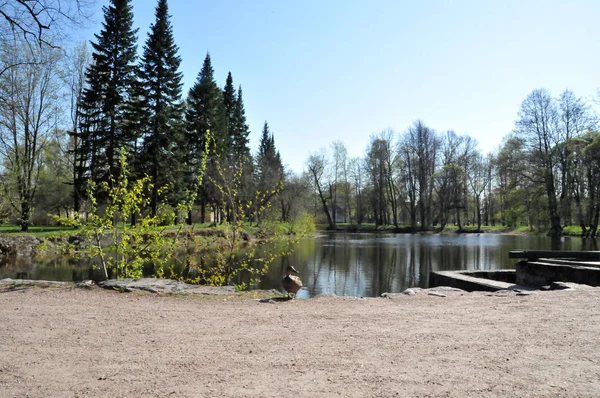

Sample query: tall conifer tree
[256,121,284,205]
[79,0,139,183]
[233,85,251,161]
[138,0,184,216]
[185,53,227,221]
[223,72,237,160]
[223,73,251,160]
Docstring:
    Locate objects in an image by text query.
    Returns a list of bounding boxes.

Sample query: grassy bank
[318,223,594,237]
[0,221,297,238]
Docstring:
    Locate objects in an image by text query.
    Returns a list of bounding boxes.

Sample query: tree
[348,157,365,224]
[495,135,534,228]
[137,0,184,216]
[0,0,92,49]
[63,41,90,214]
[0,40,63,231]
[232,85,251,160]
[365,132,400,227]
[516,88,562,237]
[222,74,252,219]
[35,137,72,220]
[255,121,283,220]
[0,0,92,78]
[79,0,139,185]
[467,151,490,231]
[555,90,597,225]
[401,121,439,230]
[331,141,352,224]
[223,72,236,159]
[307,152,334,229]
[185,53,227,222]
[582,132,600,237]
[433,130,465,230]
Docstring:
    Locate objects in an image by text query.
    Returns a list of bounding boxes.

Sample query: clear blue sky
[75,0,599,173]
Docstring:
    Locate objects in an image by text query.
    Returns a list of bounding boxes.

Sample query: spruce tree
[256,121,284,214]
[185,53,227,222]
[79,0,139,183]
[223,72,237,160]
[185,54,227,161]
[233,85,251,161]
[138,0,184,216]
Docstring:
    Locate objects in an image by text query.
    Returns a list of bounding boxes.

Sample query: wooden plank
[509,250,600,261]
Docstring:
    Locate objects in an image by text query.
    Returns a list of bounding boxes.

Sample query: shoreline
[317,224,596,238]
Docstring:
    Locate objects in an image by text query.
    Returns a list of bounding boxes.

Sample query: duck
[282,265,302,298]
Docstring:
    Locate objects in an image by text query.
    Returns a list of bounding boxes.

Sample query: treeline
[0,0,287,231]
[305,88,600,238]
[2,1,599,238]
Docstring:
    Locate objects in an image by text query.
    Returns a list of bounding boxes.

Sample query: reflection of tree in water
[0,255,99,281]
[383,248,397,294]
[418,244,431,288]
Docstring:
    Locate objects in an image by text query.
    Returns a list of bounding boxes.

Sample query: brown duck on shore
[282,265,302,298]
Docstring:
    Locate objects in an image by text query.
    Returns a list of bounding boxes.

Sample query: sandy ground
[1,286,600,397]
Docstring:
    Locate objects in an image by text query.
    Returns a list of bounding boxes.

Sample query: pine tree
[138,0,184,216]
[79,0,139,184]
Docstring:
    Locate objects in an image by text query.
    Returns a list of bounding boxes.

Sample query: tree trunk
[546,177,562,238]
[476,195,482,231]
[20,200,30,232]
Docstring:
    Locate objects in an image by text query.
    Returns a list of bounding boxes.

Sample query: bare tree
[556,89,597,225]
[331,140,352,224]
[516,88,562,237]
[365,131,400,227]
[0,39,63,231]
[348,156,364,224]
[401,121,439,230]
[0,0,92,49]
[62,40,89,213]
[306,152,334,229]
[467,151,490,231]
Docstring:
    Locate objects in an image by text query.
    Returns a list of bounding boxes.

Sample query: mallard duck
[282,265,302,298]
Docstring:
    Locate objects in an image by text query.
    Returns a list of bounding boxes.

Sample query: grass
[0,220,296,239]
[0,224,80,237]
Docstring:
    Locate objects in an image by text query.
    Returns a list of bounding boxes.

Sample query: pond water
[1,232,598,297]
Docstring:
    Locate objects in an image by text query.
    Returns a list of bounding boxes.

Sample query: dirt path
[1,286,600,397]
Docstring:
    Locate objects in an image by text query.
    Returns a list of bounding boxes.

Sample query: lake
[1,232,598,297]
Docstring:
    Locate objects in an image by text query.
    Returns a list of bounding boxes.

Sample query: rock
[516,291,534,296]
[430,286,465,292]
[76,280,94,289]
[0,236,44,256]
[97,278,236,295]
[428,291,447,297]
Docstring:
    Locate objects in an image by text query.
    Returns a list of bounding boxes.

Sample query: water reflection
[260,232,599,297]
[1,232,598,297]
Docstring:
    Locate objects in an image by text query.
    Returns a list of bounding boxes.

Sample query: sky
[73,0,599,173]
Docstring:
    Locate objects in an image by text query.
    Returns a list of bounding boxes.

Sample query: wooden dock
[429,250,600,292]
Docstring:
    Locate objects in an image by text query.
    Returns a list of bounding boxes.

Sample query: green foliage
[286,212,316,235]
[174,155,306,288]
[54,147,199,280]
